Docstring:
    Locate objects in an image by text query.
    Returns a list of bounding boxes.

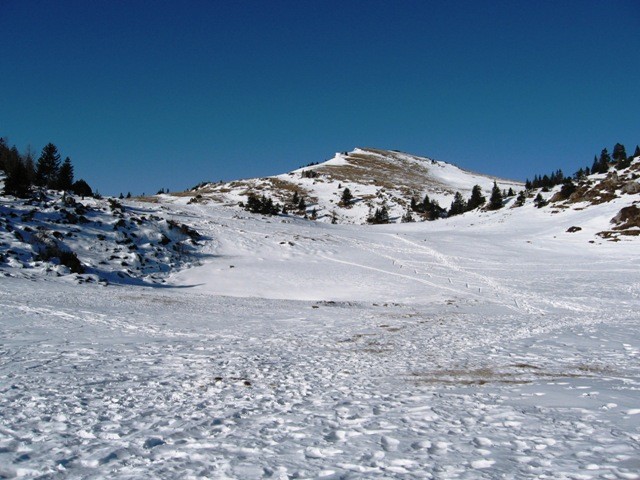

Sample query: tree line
[0,138,93,198]
[525,143,639,190]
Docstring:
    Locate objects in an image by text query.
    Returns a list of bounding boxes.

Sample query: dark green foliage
[297,196,306,211]
[591,149,611,174]
[2,145,31,197]
[526,170,564,190]
[534,193,547,208]
[71,179,93,197]
[612,143,627,163]
[368,206,389,224]
[507,187,515,197]
[488,182,503,210]
[56,157,74,190]
[558,179,576,200]
[448,192,466,217]
[427,199,445,220]
[466,185,485,211]
[245,193,281,215]
[614,143,632,169]
[340,187,353,206]
[514,190,526,207]
[635,145,640,157]
[36,143,61,188]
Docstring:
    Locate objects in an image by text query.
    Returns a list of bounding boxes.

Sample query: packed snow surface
[1,198,640,479]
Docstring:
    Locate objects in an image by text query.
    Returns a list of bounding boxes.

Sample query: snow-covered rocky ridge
[180,148,524,224]
[1,152,640,478]
[0,191,203,285]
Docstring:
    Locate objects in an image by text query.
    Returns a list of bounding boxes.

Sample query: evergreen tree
[634,145,640,157]
[56,157,74,190]
[401,207,414,223]
[488,181,503,210]
[507,187,515,197]
[612,143,627,163]
[368,206,389,224]
[558,178,576,200]
[297,196,306,211]
[71,179,93,197]
[3,153,30,197]
[421,194,431,212]
[448,192,466,216]
[291,190,299,206]
[35,143,61,188]
[466,185,485,211]
[514,190,526,207]
[340,187,353,206]
[593,148,611,174]
[23,146,36,186]
[534,193,547,208]
[427,199,445,220]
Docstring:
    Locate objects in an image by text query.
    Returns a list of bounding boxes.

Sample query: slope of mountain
[178,148,524,224]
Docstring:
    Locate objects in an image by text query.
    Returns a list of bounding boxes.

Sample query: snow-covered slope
[1,152,640,478]
[179,148,524,224]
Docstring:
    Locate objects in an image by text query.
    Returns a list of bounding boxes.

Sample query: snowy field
[1,200,639,479]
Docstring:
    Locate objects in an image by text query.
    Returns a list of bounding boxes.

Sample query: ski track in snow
[1,202,640,479]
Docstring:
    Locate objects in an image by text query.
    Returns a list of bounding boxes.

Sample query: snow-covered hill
[179,148,524,224]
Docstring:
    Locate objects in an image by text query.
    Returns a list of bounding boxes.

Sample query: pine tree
[488,181,503,210]
[466,185,485,211]
[340,187,353,206]
[401,207,414,223]
[3,151,30,197]
[634,145,640,157]
[71,179,93,197]
[558,178,576,200]
[514,190,526,207]
[368,206,389,224]
[594,148,611,174]
[448,192,466,216]
[534,193,547,208]
[422,194,431,212]
[427,199,445,220]
[35,143,61,188]
[56,157,74,190]
[612,143,627,162]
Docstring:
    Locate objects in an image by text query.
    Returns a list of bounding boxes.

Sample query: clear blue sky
[1,0,639,195]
